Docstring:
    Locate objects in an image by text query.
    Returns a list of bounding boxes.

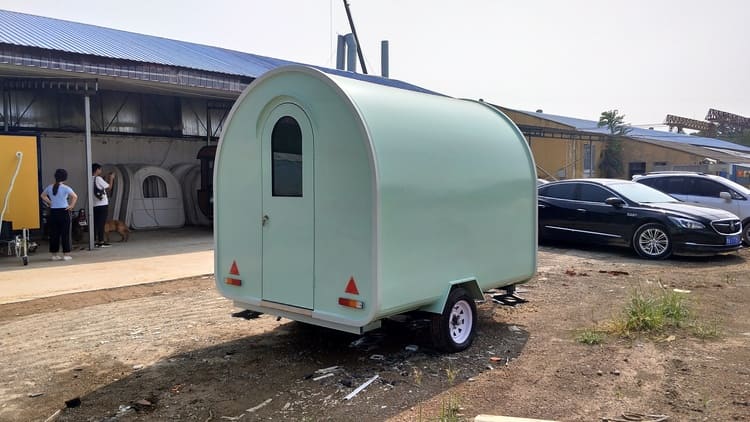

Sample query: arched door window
[271,116,303,197]
[143,175,168,198]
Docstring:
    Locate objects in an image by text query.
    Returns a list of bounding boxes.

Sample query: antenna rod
[342,0,368,74]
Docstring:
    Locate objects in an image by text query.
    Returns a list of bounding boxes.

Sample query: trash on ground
[598,270,630,276]
[672,288,691,294]
[601,411,668,422]
[247,398,272,413]
[313,373,334,381]
[42,409,61,422]
[315,365,340,374]
[344,374,379,400]
[115,405,133,417]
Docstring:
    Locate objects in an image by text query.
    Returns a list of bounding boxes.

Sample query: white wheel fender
[420,279,483,314]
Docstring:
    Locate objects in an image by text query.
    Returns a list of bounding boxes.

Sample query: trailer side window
[271,116,303,197]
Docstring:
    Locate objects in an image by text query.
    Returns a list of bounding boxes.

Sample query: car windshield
[609,182,679,204]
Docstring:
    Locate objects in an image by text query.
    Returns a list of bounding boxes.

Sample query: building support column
[84,94,95,250]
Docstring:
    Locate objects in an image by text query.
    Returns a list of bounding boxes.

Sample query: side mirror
[719,191,732,200]
[605,197,626,208]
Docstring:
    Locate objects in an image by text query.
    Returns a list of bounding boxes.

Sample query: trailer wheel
[431,287,477,352]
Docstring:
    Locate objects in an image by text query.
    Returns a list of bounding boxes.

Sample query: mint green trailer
[214,65,536,352]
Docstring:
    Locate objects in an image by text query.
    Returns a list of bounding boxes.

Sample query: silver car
[633,172,750,244]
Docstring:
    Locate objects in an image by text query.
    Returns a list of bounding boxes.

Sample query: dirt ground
[1,243,749,422]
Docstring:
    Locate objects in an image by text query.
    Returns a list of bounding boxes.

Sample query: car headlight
[668,216,705,229]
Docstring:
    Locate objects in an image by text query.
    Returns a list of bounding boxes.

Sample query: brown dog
[104,220,130,242]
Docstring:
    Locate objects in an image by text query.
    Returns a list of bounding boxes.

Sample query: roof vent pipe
[336,34,358,72]
[381,40,389,78]
[344,33,357,72]
[336,35,346,70]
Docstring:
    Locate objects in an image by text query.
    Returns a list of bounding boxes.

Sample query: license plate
[726,235,740,245]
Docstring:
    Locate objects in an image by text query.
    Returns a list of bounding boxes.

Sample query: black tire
[742,219,750,246]
[431,287,477,353]
[633,223,672,259]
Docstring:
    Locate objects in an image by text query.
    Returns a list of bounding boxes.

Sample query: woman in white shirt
[40,169,78,261]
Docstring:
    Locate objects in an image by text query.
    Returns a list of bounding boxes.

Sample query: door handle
[538,204,547,208]
[262,215,269,226]
[576,208,587,213]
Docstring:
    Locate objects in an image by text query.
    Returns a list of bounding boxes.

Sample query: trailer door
[261,103,315,309]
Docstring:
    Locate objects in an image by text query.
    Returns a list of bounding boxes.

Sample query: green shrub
[576,328,605,345]
[614,288,690,336]
[691,319,722,339]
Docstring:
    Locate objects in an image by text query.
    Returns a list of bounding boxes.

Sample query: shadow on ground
[56,306,529,421]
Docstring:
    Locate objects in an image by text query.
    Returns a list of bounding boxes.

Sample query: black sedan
[538,179,743,259]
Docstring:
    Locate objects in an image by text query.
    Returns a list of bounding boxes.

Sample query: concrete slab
[0,227,214,304]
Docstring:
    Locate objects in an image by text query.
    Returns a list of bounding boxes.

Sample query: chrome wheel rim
[449,300,473,344]
[638,228,669,256]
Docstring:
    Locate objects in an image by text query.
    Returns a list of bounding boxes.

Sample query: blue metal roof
[516,110,750,153]
[0,9,439,95]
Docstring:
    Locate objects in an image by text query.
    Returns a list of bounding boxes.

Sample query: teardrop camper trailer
[214,66,537,352]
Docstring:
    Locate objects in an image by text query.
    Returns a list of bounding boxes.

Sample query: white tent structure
[105,164,184,229]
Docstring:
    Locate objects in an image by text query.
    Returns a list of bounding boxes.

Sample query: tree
[597,110,631,178]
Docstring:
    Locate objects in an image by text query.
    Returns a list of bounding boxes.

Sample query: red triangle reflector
[345,276,359,295]
[229,261,240,276]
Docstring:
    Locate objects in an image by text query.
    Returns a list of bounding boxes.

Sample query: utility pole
[342,0,368,74]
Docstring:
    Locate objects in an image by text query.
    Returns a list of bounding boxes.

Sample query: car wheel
[742,219,750,246]
[633,223,672,259]
[431,287,477,353]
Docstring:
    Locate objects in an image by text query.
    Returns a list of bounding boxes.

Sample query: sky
[4,0,749,129]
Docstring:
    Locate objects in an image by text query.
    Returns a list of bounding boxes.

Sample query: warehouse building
[499,107,750,185]
[0,9,429,240]
[3,8,750,244]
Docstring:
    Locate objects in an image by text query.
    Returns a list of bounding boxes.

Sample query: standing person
[40,168,78,261]
[92,163,114,248]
